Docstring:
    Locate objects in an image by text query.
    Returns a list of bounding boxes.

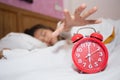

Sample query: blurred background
[0,0,120,20]
[0,0,120,39]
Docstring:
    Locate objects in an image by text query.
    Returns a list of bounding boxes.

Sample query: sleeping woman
[0,3,101,59]
[24,3,101,46]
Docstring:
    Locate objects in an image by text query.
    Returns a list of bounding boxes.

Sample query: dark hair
[24,24,54,36]
[24,24,65,41]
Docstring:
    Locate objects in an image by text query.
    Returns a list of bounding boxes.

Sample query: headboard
[0,3,60,39]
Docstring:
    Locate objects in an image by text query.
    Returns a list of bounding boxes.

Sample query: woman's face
[34,29,58,46]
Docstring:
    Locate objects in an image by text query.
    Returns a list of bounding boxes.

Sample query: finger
[85,19,102,25]
[82,6,97,19]
[63,9,72,22]
[74,3,87,18]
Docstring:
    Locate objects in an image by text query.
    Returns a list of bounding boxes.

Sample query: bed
[0,18,120,80]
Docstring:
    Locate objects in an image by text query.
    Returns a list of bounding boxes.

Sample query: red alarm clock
[71,27,108,74]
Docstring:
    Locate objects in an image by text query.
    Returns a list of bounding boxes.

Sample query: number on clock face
[74,41,106,71]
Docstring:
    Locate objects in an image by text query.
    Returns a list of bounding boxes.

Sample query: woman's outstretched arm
[52,3,101,37]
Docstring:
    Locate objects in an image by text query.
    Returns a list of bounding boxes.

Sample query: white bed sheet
[0,39,120,80]
[0,19,120,80]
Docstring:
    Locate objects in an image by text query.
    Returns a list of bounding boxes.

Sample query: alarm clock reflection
[71,27,108,74]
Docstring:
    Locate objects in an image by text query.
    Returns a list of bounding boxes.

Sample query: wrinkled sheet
[0,40,120,80]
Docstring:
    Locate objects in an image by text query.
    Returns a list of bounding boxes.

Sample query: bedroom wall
[0,0,119,20]
[0,0,64,19]
[64,0,120,20]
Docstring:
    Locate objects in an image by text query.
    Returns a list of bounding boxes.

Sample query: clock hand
[85,47,100,59]
[85,53,90,58]
[90,48,100,56]
[88,56,91,63]
[85,43,91,58]
[85,53,92,63]
[85,44,92,63]
[87,42,92,54]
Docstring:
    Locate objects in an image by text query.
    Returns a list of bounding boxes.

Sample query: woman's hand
[0,50,4,59]
[63,3,101,31]
[0,48,8,59]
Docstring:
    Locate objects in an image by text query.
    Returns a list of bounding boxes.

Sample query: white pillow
[0,32,47,50]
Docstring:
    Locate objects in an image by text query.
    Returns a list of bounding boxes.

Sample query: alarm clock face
[72,38,108,73]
